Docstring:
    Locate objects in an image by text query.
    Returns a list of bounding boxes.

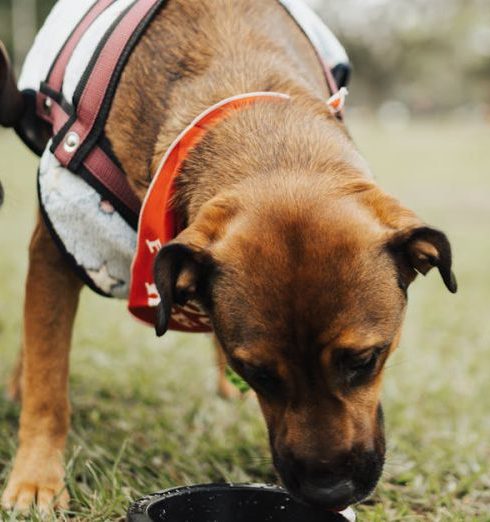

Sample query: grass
[0,118,489,521]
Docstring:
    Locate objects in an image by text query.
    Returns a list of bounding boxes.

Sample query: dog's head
[154,176,456,510]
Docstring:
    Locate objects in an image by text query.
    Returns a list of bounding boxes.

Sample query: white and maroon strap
[36,0,116,125]
[51,0,164,168]
[37,0,168,224]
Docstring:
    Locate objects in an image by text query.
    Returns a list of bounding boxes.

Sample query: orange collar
[128,91,291,331]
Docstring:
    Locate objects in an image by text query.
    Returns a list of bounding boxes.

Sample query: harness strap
[53,1,115,99]
[36,0,167,221]
[37,0,116,125]
[53,0,164,169]
[84,146,141,215]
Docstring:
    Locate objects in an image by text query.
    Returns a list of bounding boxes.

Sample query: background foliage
[312,0,490,114]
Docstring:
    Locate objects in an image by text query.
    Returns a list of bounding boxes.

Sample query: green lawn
[0,119,489,521]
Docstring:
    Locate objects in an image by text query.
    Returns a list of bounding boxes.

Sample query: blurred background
[0,1,489,520]
[312,0,490,120]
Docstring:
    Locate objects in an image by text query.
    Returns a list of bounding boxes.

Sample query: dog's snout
[300,477,355,509]
[274,447,384,510]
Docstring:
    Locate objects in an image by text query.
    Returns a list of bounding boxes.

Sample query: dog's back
[105,0,333,196]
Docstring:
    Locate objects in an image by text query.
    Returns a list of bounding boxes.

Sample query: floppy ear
[0,41,24,127]
[391,226,457,293]
[153,241,214,336]
[152,193,239,337]
[360,186,457,293]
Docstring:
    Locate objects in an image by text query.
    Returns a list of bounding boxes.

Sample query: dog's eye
[234,360,281,396]
[337,347,386,386]
[249,367,282,396]
[348,351,378,371]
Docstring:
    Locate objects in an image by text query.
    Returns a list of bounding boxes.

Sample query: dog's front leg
[2,215,82,513]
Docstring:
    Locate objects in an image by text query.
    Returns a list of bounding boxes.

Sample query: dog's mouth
[280,475,375,513]
[280,479,358,513]
[272,445,384,512]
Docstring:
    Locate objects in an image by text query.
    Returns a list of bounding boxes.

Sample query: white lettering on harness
[146,238,162,254]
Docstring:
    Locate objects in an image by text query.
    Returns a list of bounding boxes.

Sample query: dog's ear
[361,186,457,293]
[0,41,24,127]
[153,241,214,336]
[390,226,457,293]
[153,193,239,337]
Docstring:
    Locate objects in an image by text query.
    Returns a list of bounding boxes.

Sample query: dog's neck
[171,96,372,224]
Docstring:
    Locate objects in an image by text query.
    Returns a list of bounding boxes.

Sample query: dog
[0,0,456,514]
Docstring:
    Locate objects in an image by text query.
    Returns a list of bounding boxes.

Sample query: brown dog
[0,0,456,513]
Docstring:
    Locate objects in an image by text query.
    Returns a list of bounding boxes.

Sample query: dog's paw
[1,447,68,513]
[1,482,69,515]
[1,476,69,514]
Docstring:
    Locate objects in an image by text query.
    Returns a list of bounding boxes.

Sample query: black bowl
[127,483,356,522]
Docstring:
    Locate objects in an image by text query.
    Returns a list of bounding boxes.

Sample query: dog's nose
[299,477,355,509]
